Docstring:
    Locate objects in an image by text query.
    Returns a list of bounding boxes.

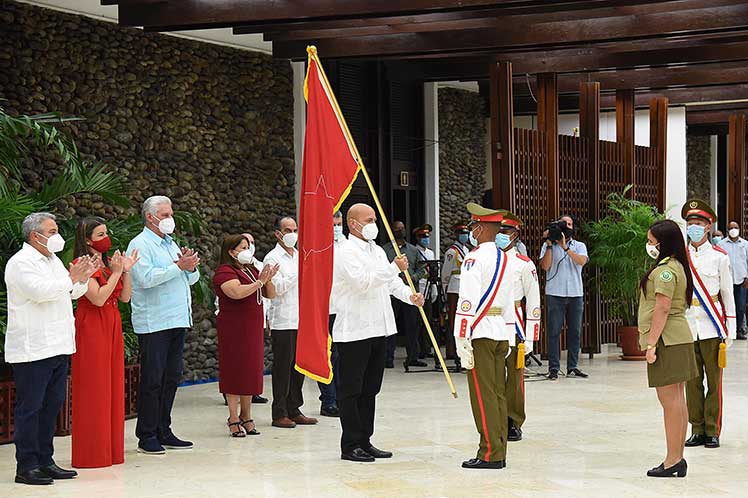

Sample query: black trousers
[136,328,186,442]
[387,298,419,362]
[337,336,386,453]
[271,329,305,420]
[12,354,69,474]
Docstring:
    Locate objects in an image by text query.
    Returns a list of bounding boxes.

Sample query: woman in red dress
[71,217,139,468]
[214,234,279,437]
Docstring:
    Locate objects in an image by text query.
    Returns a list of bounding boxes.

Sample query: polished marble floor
[1,343,747,498]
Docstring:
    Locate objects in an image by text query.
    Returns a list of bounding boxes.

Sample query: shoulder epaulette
[516,254,531,262]
[713,245,728,255]
[657,256,671,266]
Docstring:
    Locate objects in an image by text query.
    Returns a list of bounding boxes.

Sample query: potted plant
[586,186,665,359]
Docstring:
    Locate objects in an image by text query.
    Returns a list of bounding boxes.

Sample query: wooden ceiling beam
[255,0,686,41]
[272,3,748,59]
[116,0,577,29]
[411,40,748,80]
[513,84,748,114]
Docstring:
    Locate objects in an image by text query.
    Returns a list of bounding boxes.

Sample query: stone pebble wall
[686,135,712,206]
[0,1,295,381]
[438,88,488,252]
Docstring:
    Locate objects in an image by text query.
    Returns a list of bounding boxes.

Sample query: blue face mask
[333,225,343,240]
[419,237,430,247]
[712,236,723,245]
[468,231,478,247]
[457,233,469,245]
[687,224,706,242]
[495,233,512,250]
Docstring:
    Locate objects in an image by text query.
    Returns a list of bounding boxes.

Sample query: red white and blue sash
[688,256,727,339]
[470,247,507,336]
[514,305,525,341]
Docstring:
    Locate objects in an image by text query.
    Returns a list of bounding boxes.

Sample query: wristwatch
[646,344,656,350]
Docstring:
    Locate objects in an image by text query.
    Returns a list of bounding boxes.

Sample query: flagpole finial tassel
[307,45,318,56]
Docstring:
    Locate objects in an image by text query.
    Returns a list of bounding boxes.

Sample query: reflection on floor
[1,343,747,497]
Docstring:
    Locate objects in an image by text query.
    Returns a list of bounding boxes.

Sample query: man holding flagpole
[332,204,425,462]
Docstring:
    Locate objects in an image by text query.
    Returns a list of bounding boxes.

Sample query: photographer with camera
[539,215,589,381]
[383,220,427,369]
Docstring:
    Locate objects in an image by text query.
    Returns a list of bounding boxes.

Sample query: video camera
[423,259,442,284]
[546,219,573,242]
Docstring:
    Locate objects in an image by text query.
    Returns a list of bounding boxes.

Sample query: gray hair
[333,210,343,219]
[22,212,56,242]
[142,195,172,221]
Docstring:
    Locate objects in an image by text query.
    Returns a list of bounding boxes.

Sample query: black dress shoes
[406,360,428,368]
[39,463,77,480]
[508,424,523,442]
[15,469,53,485]
[647,459,687,478]
[461,458,506,470]
[685,434,706,447]
[252,395,269,404]
[341,447,375,462]
[705,436,720,448]
[320,405,340,417]
[363,446,393,459]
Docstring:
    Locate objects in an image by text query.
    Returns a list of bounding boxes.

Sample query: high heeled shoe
[647,459,687,478]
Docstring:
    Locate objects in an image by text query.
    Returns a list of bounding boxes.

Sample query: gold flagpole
[308,46,457,398]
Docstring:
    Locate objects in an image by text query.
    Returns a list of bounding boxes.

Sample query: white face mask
[358,222,378,241]
[729,228,740,239]
[646,243,660,260]
[333,225,344,241]
[235,244,255,264]
[153,215,175,235]
[37,232,65,253]
[282,232,298,248]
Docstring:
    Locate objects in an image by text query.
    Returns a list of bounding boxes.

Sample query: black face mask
[393,230,406,240]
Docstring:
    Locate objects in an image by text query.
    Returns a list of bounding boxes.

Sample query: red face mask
[90,235,112,254]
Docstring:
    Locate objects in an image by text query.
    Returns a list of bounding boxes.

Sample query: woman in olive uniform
[638,219,698,478]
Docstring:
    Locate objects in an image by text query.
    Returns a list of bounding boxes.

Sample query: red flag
[295,49,361,383]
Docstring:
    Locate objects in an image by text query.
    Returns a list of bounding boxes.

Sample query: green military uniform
[498,211,541,440]
[454,203,515,468]
[637,256,698,388]
[680,200,735,446]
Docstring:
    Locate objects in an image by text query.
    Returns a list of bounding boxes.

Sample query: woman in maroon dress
[214,234,279,437]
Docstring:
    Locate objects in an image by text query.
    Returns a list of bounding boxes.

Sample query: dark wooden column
[489,61,515,210]
[616,89,636,197]
[580,82,600,220]
[649,97,668,212]
[537,73,559,220]
[728,113,747,225]
[579,81,601,356]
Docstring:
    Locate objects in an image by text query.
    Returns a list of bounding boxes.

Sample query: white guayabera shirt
[332,235,414,343]
[263,243,300,331]
[4,243,89,363]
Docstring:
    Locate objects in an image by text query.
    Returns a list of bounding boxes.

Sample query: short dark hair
[274,216,295,231]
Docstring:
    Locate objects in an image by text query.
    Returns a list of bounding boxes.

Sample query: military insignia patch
[460,300,472,312]
[660,270,673,282]
[532,308,541,318]
[689,201,698,209]
[464,258,476,271]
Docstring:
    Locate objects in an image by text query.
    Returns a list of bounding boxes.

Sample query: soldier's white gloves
[725,338,734,349]
[455,337,474,369]
[524,340,534,355]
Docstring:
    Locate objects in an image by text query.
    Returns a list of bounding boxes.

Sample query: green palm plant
[585,186,666,326]
[0,105,214,364]
[0,105,128,356]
